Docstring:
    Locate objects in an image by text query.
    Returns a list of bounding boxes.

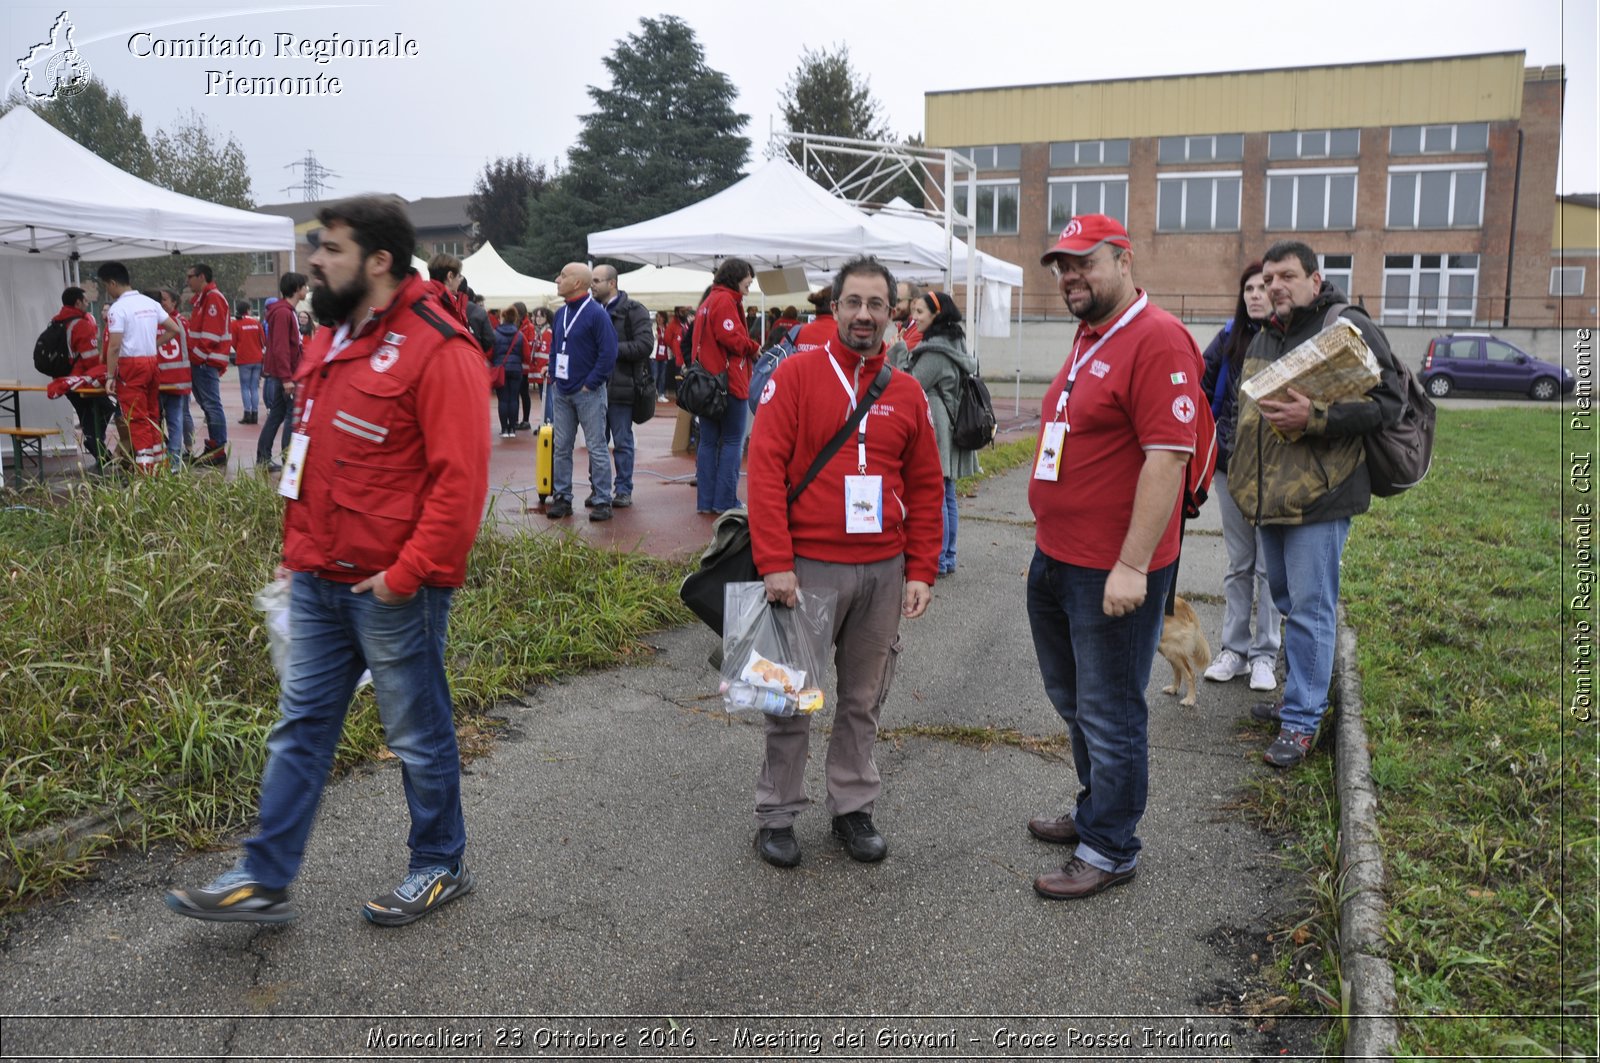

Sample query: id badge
[844,475,883,533]
[278,431,310,500]
[554,351,570,380]
[1033,422,1068,482]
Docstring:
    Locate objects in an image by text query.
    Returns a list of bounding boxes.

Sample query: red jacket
[747,340,944,585]
[283,273,490,595]
[187,283,232,371]
[231,315,264,366]
[793,312,837,355]
[263,298,302,379]
[52,306,100,375]
[693,284,759,399]
[900,318,923,351]
[157,323,192,394]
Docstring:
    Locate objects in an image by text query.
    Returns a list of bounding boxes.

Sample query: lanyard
[559,297,592,349]
[826,347,871,473]
[1053,292,1148,422]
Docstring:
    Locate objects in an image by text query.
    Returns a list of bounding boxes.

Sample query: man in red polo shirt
[1023,214,1205,901]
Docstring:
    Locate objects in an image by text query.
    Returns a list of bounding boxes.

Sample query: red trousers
[116,357,165,472]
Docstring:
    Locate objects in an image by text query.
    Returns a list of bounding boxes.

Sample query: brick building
[925,52,1567,327]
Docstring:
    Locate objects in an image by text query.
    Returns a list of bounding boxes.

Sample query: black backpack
[34,319,73,378]
[1325,303,1435,497]
[950,368,998,450]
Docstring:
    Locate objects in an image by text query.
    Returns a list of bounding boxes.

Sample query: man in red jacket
[166,195,490,927]
[50,287,116,470]
[185,263,232,466]
[258,272,307,471]
[745,256,944,870]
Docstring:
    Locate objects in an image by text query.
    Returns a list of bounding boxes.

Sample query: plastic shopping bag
[718,581,836,717]
[253,578,371,689]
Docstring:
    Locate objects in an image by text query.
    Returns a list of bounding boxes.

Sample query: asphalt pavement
[0,453,1329,1061]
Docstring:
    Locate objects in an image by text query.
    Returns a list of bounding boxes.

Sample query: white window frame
[954,179,1020,236]
[1386,162,1487,229]
[1318,254,1354,299]
[1268,129,1360,160]
[1047,175,1129,230]
[1381,253,1480,327]
[1553,266,1588,296]
[1049,139,1130,168]
[1390,122,1490,155]
[248,252,277,275]
[1265,167,1359,231]
[432,240,465,257]
[1158,134,1244,164]
[959,144,1021,172]
[1156,170,1242,232]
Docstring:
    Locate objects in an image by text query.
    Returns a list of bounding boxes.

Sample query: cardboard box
[1241,319,1381,406]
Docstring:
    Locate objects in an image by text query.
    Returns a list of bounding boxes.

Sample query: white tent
[588,157,946,274]
[459,242,557,306]
[871,198,1024,288]
[0,107,295,456]
[615,263,816,312]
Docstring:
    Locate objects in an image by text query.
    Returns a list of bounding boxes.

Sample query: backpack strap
[787,365,892,505]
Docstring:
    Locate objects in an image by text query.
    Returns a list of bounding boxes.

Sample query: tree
[778,44,890,183]
[468,154,555,255]
[523,16,749,278]
[136,111,257,299]
[0,78,154,179]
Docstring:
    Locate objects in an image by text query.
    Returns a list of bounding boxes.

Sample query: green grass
[0,474,689,908]
[1251,406,1595,1058]
[956,436,1038,492]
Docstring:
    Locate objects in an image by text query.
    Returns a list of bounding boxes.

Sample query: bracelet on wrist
[1117,559,1147,577]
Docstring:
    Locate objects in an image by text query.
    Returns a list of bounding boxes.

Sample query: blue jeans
[497,373,523,433]
[1026,548,1174,873]
[695,400,747,512]
[1214,470,1281,663]
[1258,518,1350,736]
[190,364,227,445]
[939,478,958,573]
[237,363,262,414]
[551,385,612,504]
[257,377,294,464]
[653,359,670,395]
[243,573,464,889]
[160,392,193,468]
[606,401,635,497]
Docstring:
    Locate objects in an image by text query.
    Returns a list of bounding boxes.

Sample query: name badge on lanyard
[279,398,314,499]
[555,297,591,381]
[829,352,883,533]
[1032,293,1148,483]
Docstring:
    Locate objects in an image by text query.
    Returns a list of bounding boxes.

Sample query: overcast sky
[4,0,1595,206]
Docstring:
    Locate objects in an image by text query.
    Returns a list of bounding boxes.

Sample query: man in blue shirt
[546,262,618,521]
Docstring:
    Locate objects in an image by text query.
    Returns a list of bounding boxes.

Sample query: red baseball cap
[1040,214,1132,264]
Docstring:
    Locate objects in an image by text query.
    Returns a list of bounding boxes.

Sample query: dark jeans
[1025,548,1174,873]
[518,374,532,423]
[497,373,523,433]
[64,389,116,468]
[257,377,294,464]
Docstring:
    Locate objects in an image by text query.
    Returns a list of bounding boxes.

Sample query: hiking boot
[589,503,613,522]
[1250,699,1285,724]
[545,498,572,519]
[362,861,474,926]
[612,494,633,508]
[1203,649,1248,682]
[755,826,801,868]
[164,863,297,924]
[583,494,597,508]
[1263,728,1315,769]
[1033,856,1136,900]
[1249,658,1277,691]
[831,811,887,862]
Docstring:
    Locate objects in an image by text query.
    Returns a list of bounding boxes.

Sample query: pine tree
[468,154,556,254]
[523,15,749,278]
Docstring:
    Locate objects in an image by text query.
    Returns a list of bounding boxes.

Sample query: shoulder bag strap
[787,364,892,505]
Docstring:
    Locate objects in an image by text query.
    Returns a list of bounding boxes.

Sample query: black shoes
[545,498,572,519]
[756,826,801,868]
[612,494,632,508]
[831,811,887,863]
[589,504,612,522]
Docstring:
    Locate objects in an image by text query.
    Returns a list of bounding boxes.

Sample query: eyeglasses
[836,297,890,315]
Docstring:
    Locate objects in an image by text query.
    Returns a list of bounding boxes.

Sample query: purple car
[1420,333,1575,401]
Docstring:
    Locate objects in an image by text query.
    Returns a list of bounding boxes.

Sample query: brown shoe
[1027,812,1080,845]
[1033,856,1137,900]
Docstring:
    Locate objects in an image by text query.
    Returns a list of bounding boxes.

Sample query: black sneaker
[589,503,612,522]
[362,861,474,927]
[164,864,297,924]
[831,811,887,862]
[1263,728,1315,769]
[545,498,572,519]
[515,421,532,431]
[1250,699,1284,724]
[755,826,801,868]
[612,494,633,508]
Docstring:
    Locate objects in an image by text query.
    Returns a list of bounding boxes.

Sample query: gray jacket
[908,330,982,480]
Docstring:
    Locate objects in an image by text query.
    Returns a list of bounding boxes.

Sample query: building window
[432,240,465,257]
[1156,173,1241,232]
[1381,253,1479,327]
[1157,133,1244,164]
[249,252,277,275]
[954,181,1019,236]
[1266,169,1358,230]
[1267,129,1360,160]
[1048,139,1130,168]
[1553,267,1587,296]
[1387,165,1485,229]
[1047,177,1129,230]
[955,144,1021,171]
[1390,122,1490,155]
[1319,254,1354,298]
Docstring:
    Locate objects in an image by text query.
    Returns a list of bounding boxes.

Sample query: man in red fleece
[745,256,944,870]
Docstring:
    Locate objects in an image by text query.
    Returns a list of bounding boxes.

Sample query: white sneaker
[1203,648,1248,682]
[1249,658,1277,691]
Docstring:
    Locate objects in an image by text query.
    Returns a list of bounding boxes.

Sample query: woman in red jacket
[693,258,759,513]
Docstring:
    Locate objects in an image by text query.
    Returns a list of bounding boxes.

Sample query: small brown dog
[1158,596,1211,707]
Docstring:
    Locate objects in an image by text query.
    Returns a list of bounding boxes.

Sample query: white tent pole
[1015,279,1024,417]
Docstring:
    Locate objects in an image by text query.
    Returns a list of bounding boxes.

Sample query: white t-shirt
[106,290,172,358]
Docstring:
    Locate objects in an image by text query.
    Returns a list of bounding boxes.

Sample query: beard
[1066,284,1119,325]
[310,270,368,326]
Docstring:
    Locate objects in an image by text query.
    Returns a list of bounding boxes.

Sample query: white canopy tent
[614,263,816,313]
[459,242,558,307]
[871,198,1024,288]
[588,158,947,275]
[0,107,295,456]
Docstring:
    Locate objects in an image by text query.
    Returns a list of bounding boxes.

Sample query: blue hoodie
[550,295,617,395]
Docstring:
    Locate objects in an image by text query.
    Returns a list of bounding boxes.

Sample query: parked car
[1420,333,1575,400]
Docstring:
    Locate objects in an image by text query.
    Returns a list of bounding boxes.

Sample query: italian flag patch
[1170,372,1188,384]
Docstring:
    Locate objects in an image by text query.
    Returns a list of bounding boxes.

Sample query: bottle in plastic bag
[723,681,797,716]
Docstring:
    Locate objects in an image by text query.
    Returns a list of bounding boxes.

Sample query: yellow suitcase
[534,422,554,504]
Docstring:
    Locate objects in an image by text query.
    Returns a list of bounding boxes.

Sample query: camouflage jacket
[1227,283,1405,526]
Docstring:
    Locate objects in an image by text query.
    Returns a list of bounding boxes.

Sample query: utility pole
[282,150,338,201]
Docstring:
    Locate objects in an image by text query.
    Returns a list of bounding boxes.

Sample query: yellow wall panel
[1555,201,1600,251]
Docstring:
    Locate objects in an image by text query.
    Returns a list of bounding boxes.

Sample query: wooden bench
[0,426,62,489]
